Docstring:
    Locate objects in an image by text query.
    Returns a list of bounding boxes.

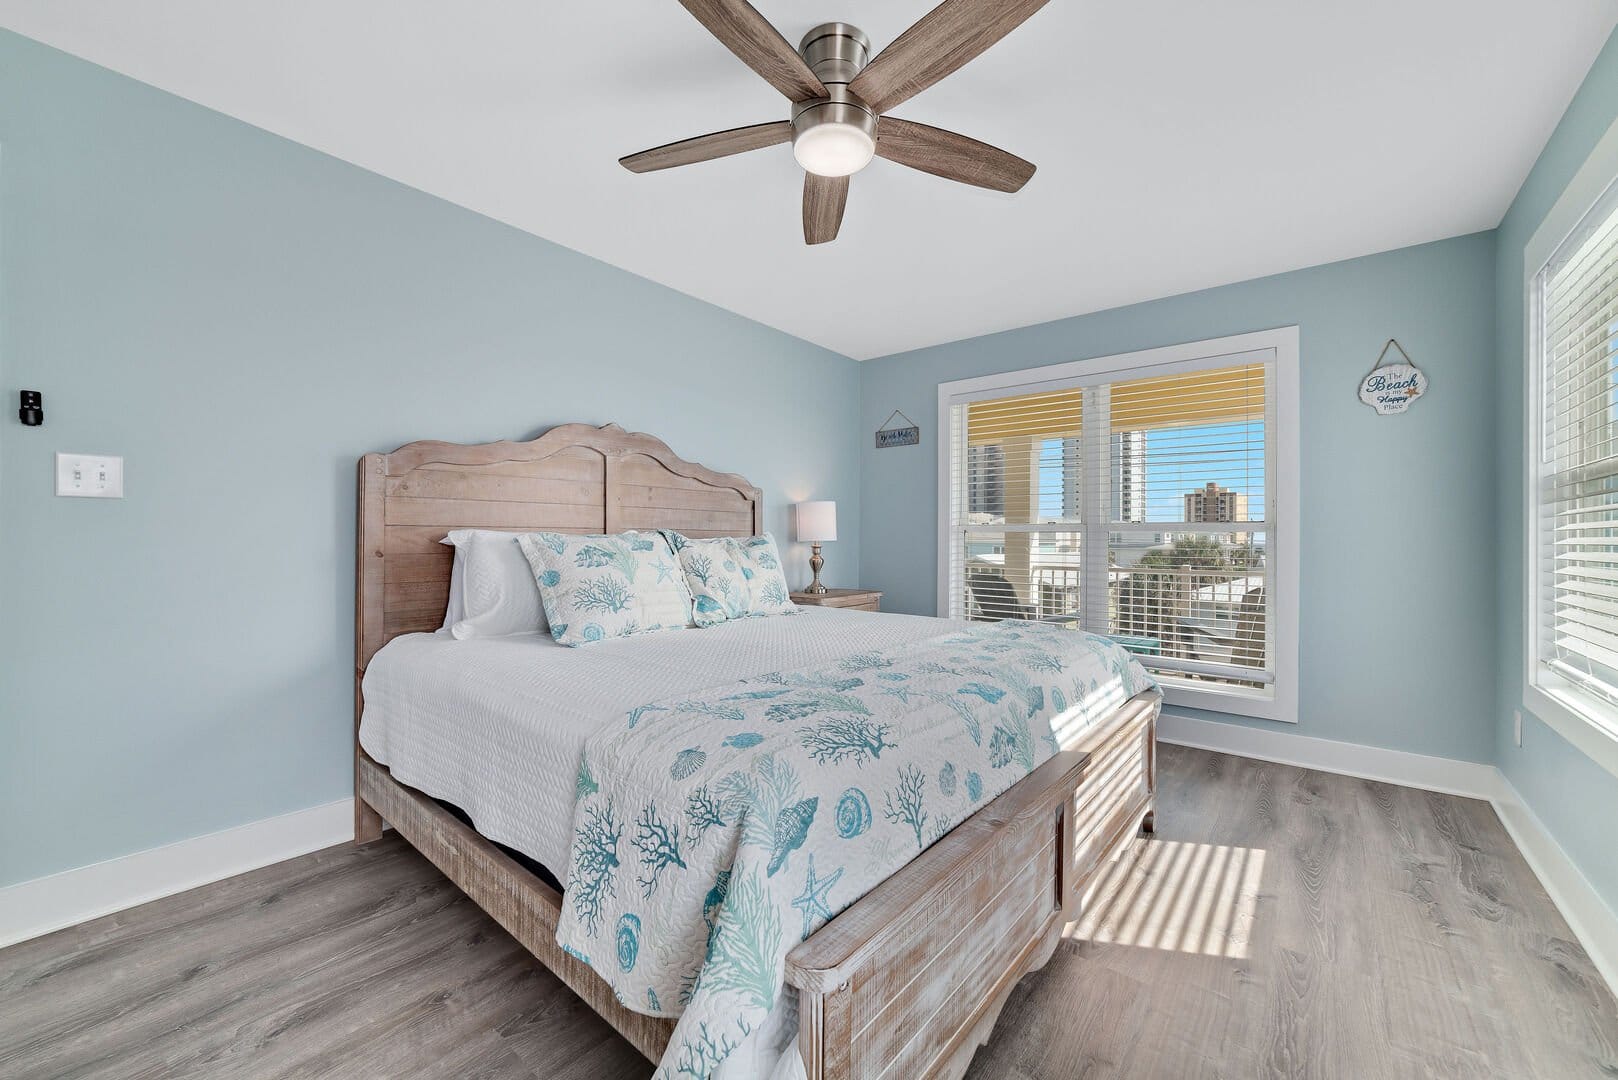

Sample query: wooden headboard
[355,422,763,676]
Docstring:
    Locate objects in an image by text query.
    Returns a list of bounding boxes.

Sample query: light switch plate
[56,453,124,498]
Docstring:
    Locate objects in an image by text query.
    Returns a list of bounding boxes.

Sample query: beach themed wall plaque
[875,409,921,448]
[1359,338,1428,415]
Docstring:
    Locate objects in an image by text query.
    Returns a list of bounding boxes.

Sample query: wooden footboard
[783,690,1158,1080]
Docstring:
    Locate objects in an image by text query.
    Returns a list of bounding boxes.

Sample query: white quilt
[358,609,955,869]
[358,610,1152,1080]
[360,609,967,1080]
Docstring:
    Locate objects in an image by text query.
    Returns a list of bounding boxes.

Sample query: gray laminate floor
[3,746,1615,1079]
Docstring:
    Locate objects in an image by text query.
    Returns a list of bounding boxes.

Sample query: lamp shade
[795,501,837,543]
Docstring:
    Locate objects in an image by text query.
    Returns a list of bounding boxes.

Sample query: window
[938,329,1298,721]
[1528,172,1618,747]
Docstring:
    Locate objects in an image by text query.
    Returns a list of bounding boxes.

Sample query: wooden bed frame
[354,422,1158,1080]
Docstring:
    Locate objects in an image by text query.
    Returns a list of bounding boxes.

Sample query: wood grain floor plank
[4,745,1615,1079]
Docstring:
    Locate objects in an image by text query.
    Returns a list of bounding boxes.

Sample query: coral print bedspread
[553,621,1154,1079]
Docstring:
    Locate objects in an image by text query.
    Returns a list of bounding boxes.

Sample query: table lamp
[795,501,837,594]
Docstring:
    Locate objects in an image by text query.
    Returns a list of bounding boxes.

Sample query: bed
[354,422,1159,1080]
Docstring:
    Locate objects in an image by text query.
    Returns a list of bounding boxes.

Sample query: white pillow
[439,537,467,630]
[440,529,548,639]
[517,530,692,646]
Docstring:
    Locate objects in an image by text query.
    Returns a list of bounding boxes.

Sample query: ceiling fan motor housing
[792,23,877,173]
[798,23,870,86]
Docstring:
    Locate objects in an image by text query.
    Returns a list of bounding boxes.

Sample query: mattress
[358,607,958,873]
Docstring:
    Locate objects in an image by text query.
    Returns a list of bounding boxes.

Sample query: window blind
[946,360,1276,695]
[1537,178,1618,711]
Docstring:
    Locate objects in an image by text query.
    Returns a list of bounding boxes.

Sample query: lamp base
[807,543,827,594]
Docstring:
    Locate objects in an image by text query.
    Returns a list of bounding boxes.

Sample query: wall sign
[1359,338,1428,415]
[875,409,921,448]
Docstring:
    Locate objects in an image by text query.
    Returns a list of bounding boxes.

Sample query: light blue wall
[0,31,860,888]
[860,232,1499,763]
[1493,30,1618,908]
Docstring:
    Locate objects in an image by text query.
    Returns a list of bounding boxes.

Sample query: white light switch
[56,453,124,498]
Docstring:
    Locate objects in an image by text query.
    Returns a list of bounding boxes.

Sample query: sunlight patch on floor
[1067,839,1265,959]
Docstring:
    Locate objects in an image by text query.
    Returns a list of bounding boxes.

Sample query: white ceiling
[2,2,1614,359]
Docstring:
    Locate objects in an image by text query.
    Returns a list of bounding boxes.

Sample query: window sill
[1523,683,1618,782]
[1161,681,1293,723]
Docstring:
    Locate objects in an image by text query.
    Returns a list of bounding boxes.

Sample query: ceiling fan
[619,0,1047,245]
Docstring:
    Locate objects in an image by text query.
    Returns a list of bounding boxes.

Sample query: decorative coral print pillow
[730,533,796,616]
[664,531,798,626]
[516,530,692,646]
[663,533,750,627]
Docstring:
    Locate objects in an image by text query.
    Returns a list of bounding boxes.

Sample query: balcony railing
[964,563,1267,682]
[1107,566,1266,674]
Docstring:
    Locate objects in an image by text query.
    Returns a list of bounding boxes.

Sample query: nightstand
[791,588,883,612]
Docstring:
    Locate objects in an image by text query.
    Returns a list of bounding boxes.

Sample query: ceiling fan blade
[620,121,792,173]
[677,0,826,101]
[849,0,1049,114]
[803,173,849,245]
[876,117,1035,193]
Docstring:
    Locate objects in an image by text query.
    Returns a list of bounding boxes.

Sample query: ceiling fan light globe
[793,122,875,177]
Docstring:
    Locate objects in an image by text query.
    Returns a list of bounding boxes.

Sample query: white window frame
[936,327,1300,723]
[1522,112,1618,782]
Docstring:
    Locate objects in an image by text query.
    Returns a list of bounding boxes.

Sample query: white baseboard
[1492,778,1618,999]
[0,799,353,949]
[1158,711,1617,999]
[1157,711,1503,799]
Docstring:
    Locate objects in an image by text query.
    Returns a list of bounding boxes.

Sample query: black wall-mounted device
[19,390,43,427]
